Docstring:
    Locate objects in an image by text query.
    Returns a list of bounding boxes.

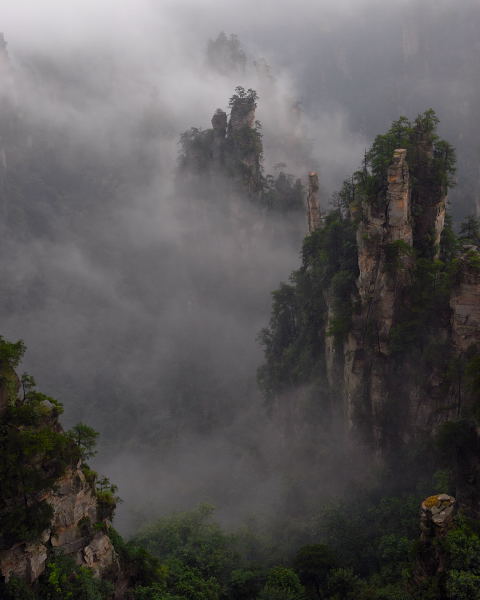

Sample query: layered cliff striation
[259,110,480,511]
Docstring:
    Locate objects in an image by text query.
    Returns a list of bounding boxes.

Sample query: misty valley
[1,2,480,599]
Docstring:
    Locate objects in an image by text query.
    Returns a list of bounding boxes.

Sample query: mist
[1,0,479,534]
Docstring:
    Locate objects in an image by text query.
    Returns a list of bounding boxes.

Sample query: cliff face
[0,465,116,584]
[260,113,478,507]
[339,146,478,453]
[0,352,119,590]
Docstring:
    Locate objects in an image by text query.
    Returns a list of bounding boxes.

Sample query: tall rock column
[344,149,414,450]
[226,90,262,194]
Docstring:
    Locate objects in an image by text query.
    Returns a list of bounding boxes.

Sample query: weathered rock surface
[340,149,416,448]
[316,146,472,454]
[420,494,456,537]
[415,494,456,581]
[83,531,117,577]
[47,466,97,546]
[229,97,256,131]
[450,251,480,353]
[386,149,412,244]
[0,465,116,584]
[0,542,47,584]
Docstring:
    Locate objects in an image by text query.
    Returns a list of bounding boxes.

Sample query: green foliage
[37,553,113,600]
[326,567,366,600]
[228,86,258,111]
[178,127,215,173]
[164,560,221,600]
[132,504,237,582]
[67,423,99,461]
[96,476,120,521]
[440,215,459,262]
[263,172,305,213]
[384,240,413,277]
[443,518,480,600]
[0,576,35,600]
[446,570,480,600]
[458,215,480,249]
[0,336,26,370]
[293,544,337,596]
[109,526,166,588]
[316,493,418,579]
[82,464,98,490]
[0,356,80,549]
[226,568,266,600]
[258,566,306,600]
[361,115,413,198]
[258,211,357,401]
[326,269,356,341]
[359,109,455,203]
[388,257,454,355]
[352,109,455,260]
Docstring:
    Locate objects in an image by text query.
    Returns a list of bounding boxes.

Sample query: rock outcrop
[0,352,119,588]
[0,464,117,584]
[420,494,456,540]
[416,494,456,581]
[450,250,480,353]
[180,88,262,195]
[228,95,256,132]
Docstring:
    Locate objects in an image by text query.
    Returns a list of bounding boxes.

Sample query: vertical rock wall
[316,146,469,453]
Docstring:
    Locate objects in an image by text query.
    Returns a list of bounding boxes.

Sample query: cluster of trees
[258,210,357,404]
[0,337,79,549]
[178,86,305,215]
[4,496,478,600]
